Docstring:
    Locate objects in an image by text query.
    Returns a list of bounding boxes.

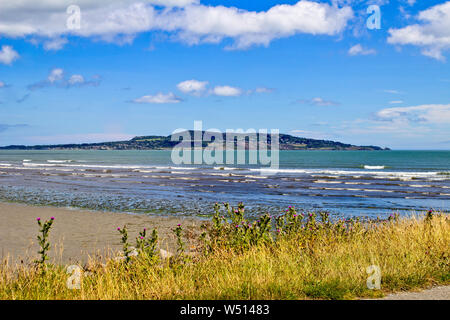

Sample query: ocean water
[0,150,448,219]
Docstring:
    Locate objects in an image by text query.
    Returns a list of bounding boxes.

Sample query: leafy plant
[35,217,55,267]
[173,224,185,256]
[117,225,132,263]
[136,227,159,262]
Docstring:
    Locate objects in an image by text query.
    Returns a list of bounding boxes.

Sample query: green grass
[0,205,449,300]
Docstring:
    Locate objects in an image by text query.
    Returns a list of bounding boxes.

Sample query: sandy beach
[0,202,201,265]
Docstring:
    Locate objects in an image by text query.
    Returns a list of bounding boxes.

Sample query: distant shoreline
[0,132,389,151]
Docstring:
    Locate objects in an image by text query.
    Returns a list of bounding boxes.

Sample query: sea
[0,150,448,220]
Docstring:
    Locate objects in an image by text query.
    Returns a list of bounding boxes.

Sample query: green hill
[0,132,389,151]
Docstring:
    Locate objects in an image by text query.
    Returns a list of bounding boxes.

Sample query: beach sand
[0,202,201,266]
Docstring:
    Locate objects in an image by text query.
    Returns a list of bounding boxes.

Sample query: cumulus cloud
[48,68,64,83]
[388,2,450,61]
[0,45,19,65]
[29,68,101,90]
[177,79,208,95]
[0,81,6,88]
[43,38,68,51]
[176,80,272,97]
[375,104,450,124]
[297,97,340,106]
[348,44,376,56]
[0,1,353,49]
[68,74,85,85]
[211,85,242,97]
[132,92,182,103]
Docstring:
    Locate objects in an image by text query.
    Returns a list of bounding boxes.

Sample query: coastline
[0,202,201,265]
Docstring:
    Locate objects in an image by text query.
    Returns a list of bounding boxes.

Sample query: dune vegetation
[0,203,448,300]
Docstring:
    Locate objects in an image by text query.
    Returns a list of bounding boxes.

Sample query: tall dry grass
[0,207,448,300]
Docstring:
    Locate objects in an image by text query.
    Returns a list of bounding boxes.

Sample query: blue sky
[1,0,450,149]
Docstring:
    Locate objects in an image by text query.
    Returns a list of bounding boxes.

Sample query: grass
[0,204,449,300]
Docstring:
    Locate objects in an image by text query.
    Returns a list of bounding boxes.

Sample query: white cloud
[68,74,85,85]
[0,81,5,88]
[48,68,64,83]
[348,44,376,56]
[376,104,450,124]
[212,85,242,97]
[177,79,208,95]
[389,100,404,104]
[132,92,182,103]
[29,68,100,89]
[298,97,339,106]
[176,80,271,96]
[43,37,68,51]
[254,87,274,93]
[388,2,450,61]
[147,0,199,6]
[0,45,19,65]
[0,1,353,49]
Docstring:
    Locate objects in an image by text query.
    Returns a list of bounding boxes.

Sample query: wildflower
[117,227,121,231]
[140,236,144,240]
[50,217,55,220]
[36,217,40,221]
[177,224,181,226]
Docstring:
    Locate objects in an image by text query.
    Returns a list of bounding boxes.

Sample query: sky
[1,0,450,150]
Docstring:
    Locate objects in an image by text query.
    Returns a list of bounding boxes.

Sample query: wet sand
[0,202,201,265]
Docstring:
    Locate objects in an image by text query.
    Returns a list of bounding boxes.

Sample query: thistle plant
[388,213,400,223]
[136,227,159,261]
[276,206,304,236]
[202,202,275,250]
[117,225,132,263]
[35,217,55,266]
[426,209,434,222]
[173,224,185,256]
[245,213,272,246]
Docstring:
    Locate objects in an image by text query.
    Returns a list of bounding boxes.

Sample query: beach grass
[0,205,448,300]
